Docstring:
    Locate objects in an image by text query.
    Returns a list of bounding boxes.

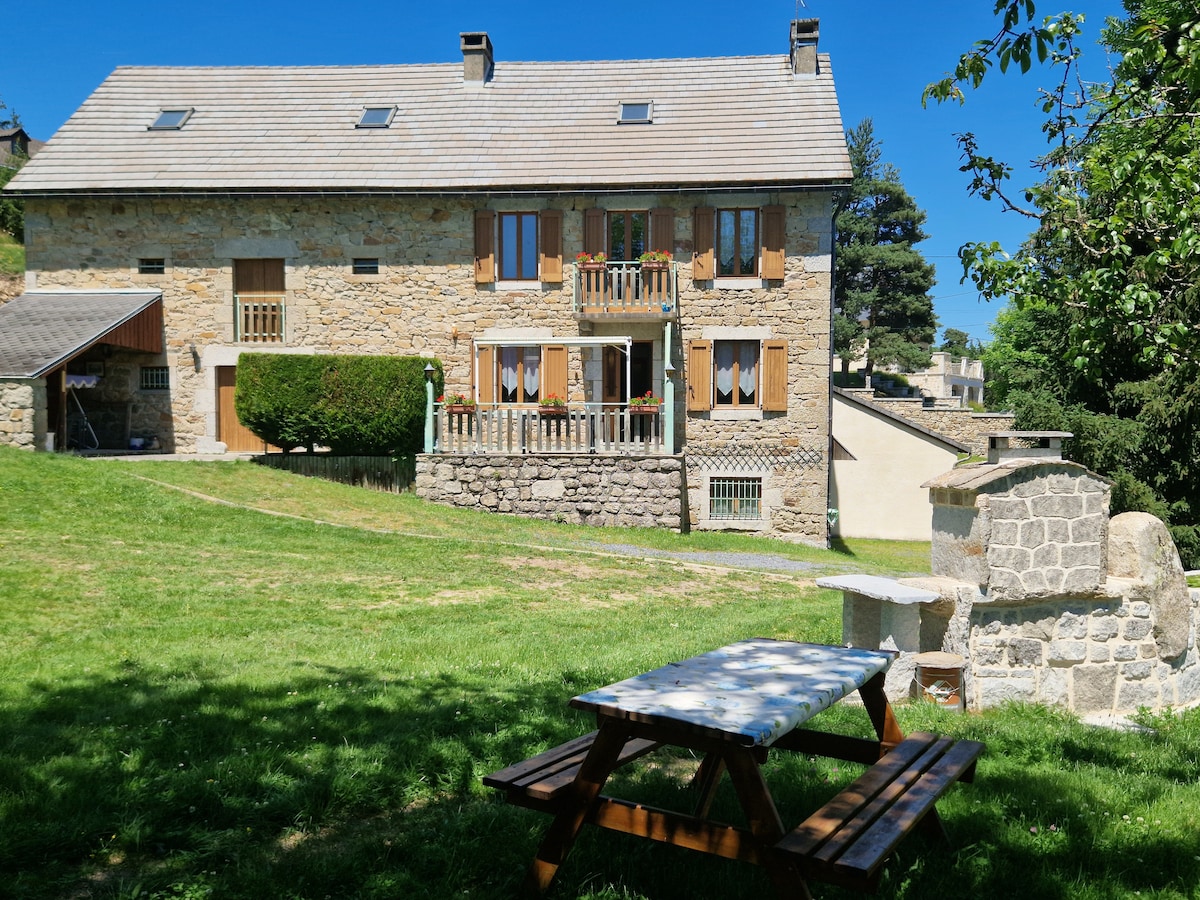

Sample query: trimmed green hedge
[235,354,444,455]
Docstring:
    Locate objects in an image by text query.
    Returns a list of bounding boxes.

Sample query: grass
[1,447,1198,900]
[0,232,22,275]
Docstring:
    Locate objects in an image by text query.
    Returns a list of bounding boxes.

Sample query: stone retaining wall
[416,454,683,529]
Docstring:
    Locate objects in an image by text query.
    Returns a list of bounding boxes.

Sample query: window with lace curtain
[714,340,759,407]
[499,346,541,404]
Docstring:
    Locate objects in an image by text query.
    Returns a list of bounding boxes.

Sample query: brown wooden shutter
[474,343,495,404]
[693,207,715,280]
[762,339,788,411]
[540,210,563,282]
[584,208,606,255]
[762,205,786,280]
[474,210,495,284]
[687,340,713,411]
[541,344,568,400]
[233,259,285,293]
[650,208,675,257]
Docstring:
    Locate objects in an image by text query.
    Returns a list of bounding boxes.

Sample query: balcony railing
[434,404,666,455]
[573,262,677,316]
[235,293,286,342]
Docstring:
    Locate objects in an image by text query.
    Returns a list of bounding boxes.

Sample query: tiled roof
[0,291,161,377]
[7,53,851,194]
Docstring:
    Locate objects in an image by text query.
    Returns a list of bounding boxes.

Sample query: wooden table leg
[723,751,813,900]
[858,670,905,753]
[522,719,630,897]
[690,752,727,818]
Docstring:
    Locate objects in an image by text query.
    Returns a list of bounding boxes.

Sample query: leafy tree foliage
[927,0,1200,565]
[833,119,938,377]
[938,328,983,359]
[0,95,25,241]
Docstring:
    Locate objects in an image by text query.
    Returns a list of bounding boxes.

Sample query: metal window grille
[138,258,166,274]
[139,366,170,391]
[352,258,380,275]
[709,477,762,520]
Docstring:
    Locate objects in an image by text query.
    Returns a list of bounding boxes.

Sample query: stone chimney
[460,32,494,84]
[790,19,820,76]
[986,431,1071,465]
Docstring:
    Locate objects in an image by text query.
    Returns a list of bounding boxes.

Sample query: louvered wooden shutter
[762,205,786,280]
[540,210,563,282]
[542,345,568,400]
[762,340,788,411]
[584,208,606,256]
[687,340,713,411]
[650,208,675,257]
[474,343,495,404]
[693,207,715,281]
[474,210,495,284]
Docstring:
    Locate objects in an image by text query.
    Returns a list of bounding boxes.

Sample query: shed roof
[7,53,851,195]
[0,291,163,377]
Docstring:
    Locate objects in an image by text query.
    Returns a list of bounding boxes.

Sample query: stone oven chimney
[987,431,1071,465]
[790,19,820,76]
[460,32,494,84]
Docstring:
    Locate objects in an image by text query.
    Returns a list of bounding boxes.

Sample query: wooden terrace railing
[573,262,677,316]
[235,293,287,342]
[435,404,666,455]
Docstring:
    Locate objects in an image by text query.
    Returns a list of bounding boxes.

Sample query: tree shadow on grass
[4,668,1198,900]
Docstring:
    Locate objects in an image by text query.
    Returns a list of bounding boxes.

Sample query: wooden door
[217,366,268,451]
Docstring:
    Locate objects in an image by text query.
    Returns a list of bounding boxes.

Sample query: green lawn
[1,447,1197,900]
[0,232,22,276]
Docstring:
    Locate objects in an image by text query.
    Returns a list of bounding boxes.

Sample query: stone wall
[416,453,683,529]
[854,395,1013,457]
[0,378,45,449]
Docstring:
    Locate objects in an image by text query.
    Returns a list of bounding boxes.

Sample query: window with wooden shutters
[498,212,539,281]
[761,205,786,280]
[608,211,646,260]
[650,208,675,258]
[687,340,713,411]
[233,258,286,342]
[540,210,563,282]
[541,345,568,400]
[762,339,788,410]
[474,211,495,284]
[584,208,607,256]
[693,207,715,280]
[714,340,759,407]
[717,209,759,277]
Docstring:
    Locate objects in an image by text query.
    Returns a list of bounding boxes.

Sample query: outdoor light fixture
[424,362,435,381]
[189,343,201,373]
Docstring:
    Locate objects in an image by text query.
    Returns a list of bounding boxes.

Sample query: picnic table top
[570,639,896,748]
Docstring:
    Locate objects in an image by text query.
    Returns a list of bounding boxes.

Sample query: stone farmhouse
[1,21,851,544]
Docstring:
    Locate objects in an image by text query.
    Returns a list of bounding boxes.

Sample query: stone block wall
[416,453,683,529]
[854,396,1013,457]
[967,590,1200,712]
[0,378,46,450]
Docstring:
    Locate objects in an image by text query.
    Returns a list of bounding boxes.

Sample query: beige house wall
[24,190,835,542]
[830,392,962,541]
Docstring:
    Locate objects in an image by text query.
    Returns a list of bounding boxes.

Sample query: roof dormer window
[357,106,397,128]
[149,109,193,130]
[617,101,652,124]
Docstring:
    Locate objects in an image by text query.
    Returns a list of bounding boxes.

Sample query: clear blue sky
[4,0,1126,345]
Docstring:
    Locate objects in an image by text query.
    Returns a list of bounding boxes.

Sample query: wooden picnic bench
[483,640,985,898]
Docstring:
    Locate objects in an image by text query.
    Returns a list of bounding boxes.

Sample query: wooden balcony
[235,293,286,342]
[573,262,677,319]
[434,404,667,455]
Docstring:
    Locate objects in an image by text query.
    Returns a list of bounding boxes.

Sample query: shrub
[235,354,443,455]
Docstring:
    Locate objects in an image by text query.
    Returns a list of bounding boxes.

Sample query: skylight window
[357,106,397,128]
[618,101,653,124]
[149,109,193,130]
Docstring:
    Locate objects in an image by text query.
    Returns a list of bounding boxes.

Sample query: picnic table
[484,638,984,898]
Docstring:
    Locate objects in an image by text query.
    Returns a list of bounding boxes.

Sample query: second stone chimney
[790,19,819,76]
[460,32,494,84]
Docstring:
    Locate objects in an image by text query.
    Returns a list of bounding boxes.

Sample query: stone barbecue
[821,433,1200,714]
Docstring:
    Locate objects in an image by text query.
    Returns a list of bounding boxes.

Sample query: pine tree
[833,119,938,378]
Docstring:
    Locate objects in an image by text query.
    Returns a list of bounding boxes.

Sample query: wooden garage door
[217,366,269,452]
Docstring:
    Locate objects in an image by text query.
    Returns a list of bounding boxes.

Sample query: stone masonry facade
[0,379,45,450]
[416,454,683,529]
[22,190,835,544]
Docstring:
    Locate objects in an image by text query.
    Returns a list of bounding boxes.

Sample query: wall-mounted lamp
[189,343,201,373]
[450,325,460,346]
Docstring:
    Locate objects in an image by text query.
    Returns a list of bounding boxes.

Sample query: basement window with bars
[352,258,380,275]
[709,476,762,520]
[140,366,171,391]
[138,258,166,274]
